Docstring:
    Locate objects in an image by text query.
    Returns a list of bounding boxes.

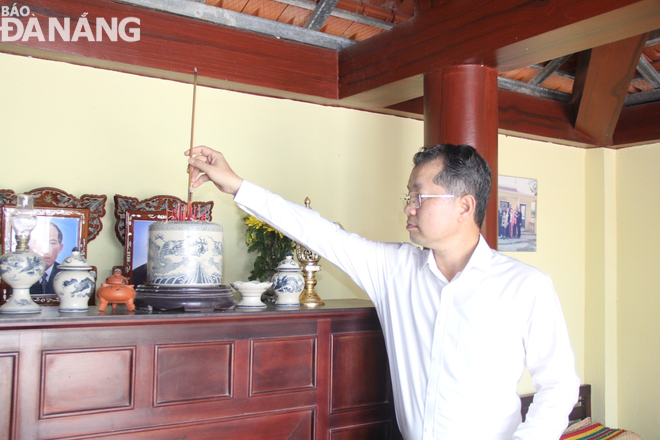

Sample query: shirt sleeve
[233,180,397,303]
[513,274,581,440]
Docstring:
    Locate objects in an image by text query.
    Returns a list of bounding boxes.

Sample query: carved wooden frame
[113,195,213,284]
[0,188,106,306]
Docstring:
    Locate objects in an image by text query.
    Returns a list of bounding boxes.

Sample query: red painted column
[424,65,499,249]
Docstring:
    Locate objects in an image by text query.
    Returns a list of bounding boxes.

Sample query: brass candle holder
[295,197,324,307]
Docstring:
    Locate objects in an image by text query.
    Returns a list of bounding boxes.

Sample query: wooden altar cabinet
[0,300,400,439]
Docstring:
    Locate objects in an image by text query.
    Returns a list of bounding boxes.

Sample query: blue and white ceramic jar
[148,221,223,286]
[272,253,304,306]
[53,249,96,312]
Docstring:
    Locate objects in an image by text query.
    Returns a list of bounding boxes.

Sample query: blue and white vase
[272,254,304,306]
[53,249,96,312]
[147,221,223,286]
[0,249,45,314]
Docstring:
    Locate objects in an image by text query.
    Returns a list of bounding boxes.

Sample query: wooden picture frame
[0,188,107,306]
[113,195,213,285]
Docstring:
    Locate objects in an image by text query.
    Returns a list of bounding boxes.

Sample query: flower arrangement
[244,215,295,282]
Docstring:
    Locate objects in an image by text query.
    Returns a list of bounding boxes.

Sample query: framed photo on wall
[0,188,106,306]
[498,175,537,252]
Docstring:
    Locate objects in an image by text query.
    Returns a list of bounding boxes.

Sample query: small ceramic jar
[53,249,96,312]
[272,254,304,306]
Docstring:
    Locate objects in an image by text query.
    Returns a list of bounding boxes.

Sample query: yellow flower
[244,215,265,229]
[244,215,285,239]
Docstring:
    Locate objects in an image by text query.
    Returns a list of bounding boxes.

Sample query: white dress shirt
[235,180,580,440]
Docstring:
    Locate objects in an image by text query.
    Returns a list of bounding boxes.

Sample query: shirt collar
[423,234,493,281]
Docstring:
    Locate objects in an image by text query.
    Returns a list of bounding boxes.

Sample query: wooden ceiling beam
[613,100,660,147]
[385,90,597,148]
[338,0,660,98]
[0,0,339,99]
[572,34,649,146]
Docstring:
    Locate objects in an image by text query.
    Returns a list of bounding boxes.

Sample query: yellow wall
[499,138,586,393]
[616,144,660,439]
[0,52,422,300]
[12,52,660,435]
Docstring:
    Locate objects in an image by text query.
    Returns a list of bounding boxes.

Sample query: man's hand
[185,146,244,196]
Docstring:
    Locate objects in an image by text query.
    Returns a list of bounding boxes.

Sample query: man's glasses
[401,192,455,209]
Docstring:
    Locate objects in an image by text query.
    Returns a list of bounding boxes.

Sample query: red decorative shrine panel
[154,341,233,405]
[250,336,317,396]
[330,420,393,440]
[40,348,134,417]
[83,409,314,439]
[331,331,390,412]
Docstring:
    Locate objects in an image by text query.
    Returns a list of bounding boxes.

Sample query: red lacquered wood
[497,90,597,148]
[2,300,398,439]
[330,420,392,440]
[612,100,660,147]
[339,0,660,98]
[424,65,499,249]
[0,354,17,440]
[41,348,134,417]
[572,34,649,146]
[1,0,338,99]
[390,91,598,148]
[250,336,316,395]
[154,341,233,404]
[330,332,389,412]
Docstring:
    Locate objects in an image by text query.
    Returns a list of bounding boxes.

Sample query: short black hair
[412,144,492,228]
[49,222,63,244]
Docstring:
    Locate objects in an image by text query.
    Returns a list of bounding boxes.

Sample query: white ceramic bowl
[231,281,272,308]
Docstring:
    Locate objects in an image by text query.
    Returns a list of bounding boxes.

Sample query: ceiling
[2,0,660,148]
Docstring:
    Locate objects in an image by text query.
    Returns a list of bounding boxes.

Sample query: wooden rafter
[386,90,597,147]
[338,0,660,99]
[273,0,395,30]
[118,0,355,49]
[529,55,573,86]
[572,34,649,146]
[304,0,340,31]
[1,0,660,148]
[636,54,660,87]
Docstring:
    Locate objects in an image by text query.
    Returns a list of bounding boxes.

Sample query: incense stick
[187,68,198,220]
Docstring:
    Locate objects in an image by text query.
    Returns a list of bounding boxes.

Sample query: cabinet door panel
[0,354,17,439]
[41,348,134,417]
[331,332,389,412]
[69,409,314,439]
[155,341,233,405]
[250,336,316,395]
[330,421,391,440]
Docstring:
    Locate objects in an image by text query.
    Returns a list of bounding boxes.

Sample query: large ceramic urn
[134,220,235,312]
[147,221,223,286]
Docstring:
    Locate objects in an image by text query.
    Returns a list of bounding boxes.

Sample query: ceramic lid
[58,248,92,270]
[276,253,301,271]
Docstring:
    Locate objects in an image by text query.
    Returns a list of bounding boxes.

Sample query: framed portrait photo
[0,187,106,306]
[1,207,89,305]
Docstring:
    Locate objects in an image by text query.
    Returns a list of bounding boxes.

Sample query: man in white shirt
[186,144,580,440]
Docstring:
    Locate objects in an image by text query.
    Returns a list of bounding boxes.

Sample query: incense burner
[147,221,223,286]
